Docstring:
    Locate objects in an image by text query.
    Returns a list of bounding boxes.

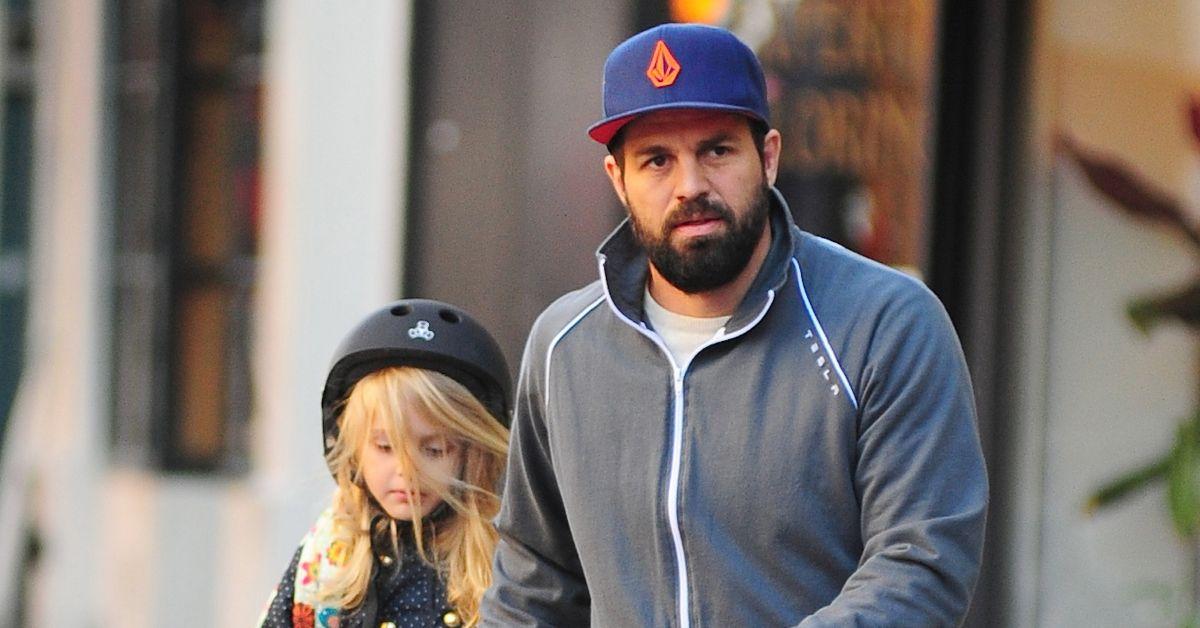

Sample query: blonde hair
[321,366,509,626]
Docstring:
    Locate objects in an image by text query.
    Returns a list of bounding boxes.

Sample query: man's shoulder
[791,228,948,327]
[795,229,935,302]
[528,281,607,346]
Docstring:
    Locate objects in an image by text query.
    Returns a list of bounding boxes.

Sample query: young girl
[259,299,512,628]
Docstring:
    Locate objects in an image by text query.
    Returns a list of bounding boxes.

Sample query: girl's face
[360,410,464,521]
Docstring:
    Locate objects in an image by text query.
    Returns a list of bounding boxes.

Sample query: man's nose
[674,157,711,202]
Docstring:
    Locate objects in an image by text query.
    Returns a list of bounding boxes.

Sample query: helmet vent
[438,309,461,324]
[390,304,412,316]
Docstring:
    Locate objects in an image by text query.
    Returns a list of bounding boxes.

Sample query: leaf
[1056,132,1200,250]
[1127,279,1200,333]
[1086,455,1170,514]
[1167,418,1200,538]
[1190,95,1200,149]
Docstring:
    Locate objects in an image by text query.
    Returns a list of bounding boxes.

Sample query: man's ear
[762,128,782,186]
[603,154,628,207]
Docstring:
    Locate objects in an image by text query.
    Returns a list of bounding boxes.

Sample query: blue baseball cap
[588,23,770,145]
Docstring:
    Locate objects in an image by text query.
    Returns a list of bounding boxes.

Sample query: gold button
[379,554,394,566]
[442,611,462,627]
[380,623,396,628]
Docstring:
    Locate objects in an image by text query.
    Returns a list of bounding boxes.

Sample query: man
[482,23,987,627]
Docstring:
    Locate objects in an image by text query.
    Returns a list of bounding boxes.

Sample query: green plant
[1058,96,1200,624]
[1059,109,1200,525]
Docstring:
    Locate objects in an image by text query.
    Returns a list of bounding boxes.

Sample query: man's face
[604,110,781,293]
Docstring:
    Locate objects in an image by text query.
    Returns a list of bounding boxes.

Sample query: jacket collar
[595,187,797,334]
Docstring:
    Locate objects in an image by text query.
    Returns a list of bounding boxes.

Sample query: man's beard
[629,183,771,294]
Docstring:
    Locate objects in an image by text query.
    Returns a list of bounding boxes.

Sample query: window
[657,0,940,274]
[109,0,262,471]
[0,0,35,453]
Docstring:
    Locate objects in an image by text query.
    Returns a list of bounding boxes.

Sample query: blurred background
[1,0,1197,625]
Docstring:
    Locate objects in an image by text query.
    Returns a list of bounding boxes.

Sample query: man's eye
[710,145,731,157]
[646,155,668,168]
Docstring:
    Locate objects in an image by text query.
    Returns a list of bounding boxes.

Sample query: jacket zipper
[645,291,776,628]
[598,253,778,628]
[666,369,689,628]
[665,290,774,628]
[614,317,694,628]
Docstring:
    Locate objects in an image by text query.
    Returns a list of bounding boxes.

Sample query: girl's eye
[421,439,458,459]
[374,440,392,453]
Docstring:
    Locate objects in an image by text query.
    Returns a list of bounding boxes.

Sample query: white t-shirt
[643,287,731,365]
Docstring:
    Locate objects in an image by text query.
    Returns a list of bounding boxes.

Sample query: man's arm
[799,287,988,627]
[481,328,591,626]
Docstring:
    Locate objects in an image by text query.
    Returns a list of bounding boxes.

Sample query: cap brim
[587,102,767,145]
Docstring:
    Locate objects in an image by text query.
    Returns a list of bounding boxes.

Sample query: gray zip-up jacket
[482,190,988,627]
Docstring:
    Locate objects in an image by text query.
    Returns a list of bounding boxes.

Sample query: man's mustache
[663,197,734,231]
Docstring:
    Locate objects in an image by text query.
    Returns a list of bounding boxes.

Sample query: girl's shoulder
[292,508,355,625]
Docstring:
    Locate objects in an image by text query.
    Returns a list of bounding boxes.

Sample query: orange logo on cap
[646,40,681,88]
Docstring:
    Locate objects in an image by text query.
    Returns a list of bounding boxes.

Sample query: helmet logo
[407,320,435,341]
[646,39,680,88]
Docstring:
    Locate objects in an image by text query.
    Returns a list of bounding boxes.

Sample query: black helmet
[320,299,512,461]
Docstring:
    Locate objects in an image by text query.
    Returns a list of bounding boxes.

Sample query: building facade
[2,1,1198,626]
